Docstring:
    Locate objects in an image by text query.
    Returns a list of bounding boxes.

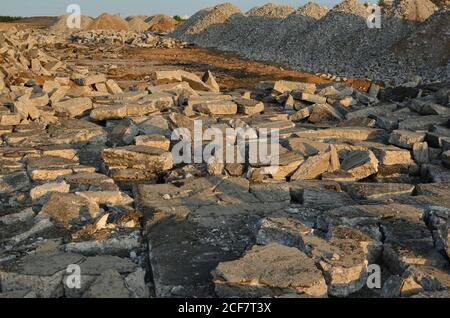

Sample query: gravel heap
[202,3,295,52]
[247,2,329,61]
[171,3,241,40]
[286,0,369,74]
[172,0,448,82]
[297,1,330,19]
[70,30,188,48]
[87,13,129,31]
[330,0,438,81]
[246,3,294,16]
[49,14,93,33]
[127,17,150,32]
[375,6,449,83]
[235,3,295,52]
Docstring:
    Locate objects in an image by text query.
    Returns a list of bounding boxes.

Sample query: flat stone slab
[4,251,85,276]
[294,127,385,141]
[343,182,415,200]
[389,130,426,149]
[212,243,327,298]
[83,269,131,298]
[102,145,173,172]
[53,98,93,118]
[79,255,137,275]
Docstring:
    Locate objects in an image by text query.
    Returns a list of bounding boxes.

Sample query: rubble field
[0,2,450,299]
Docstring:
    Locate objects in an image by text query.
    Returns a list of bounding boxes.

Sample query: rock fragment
[234,97,264,115]
[102,146,173,173]
[53,98,93,118]
[389,130,426,149]
[341,150,379,180]
[75,74,107,86]
[202,70,220,92]
[413,142,430,164]
[213,244,327,298]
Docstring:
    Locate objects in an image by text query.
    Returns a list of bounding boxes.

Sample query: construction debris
[0,4,449,299]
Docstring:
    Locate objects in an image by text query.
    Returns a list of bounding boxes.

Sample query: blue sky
[2,1,343,17]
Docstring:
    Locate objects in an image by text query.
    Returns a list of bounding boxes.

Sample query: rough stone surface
[0,14,449,299]
[213,244,327,298]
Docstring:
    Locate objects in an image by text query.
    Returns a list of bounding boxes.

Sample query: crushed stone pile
[319,0,438,80]
[246,3,295,16]
[127,17,150,32]
[253,0,369,75]
[231,3,295,52]
[87,13,129,31]
[171,0,449,83]
[247,2,329,61]
[171,3,241,41]
[70,30,188,48]
[376,6,450,83]
[297,1,330,19]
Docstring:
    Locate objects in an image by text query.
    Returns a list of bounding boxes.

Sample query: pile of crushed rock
[69,30,188,48]
[171,0,449,83]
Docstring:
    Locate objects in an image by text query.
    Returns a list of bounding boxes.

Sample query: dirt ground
[72,46,371,92]
[127,47,373,91]
[0,17,56,31]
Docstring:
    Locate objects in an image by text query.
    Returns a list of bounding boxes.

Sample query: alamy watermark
[367,3,382,29]
[366,264,381,289]
[65,264,81,289]
[171,120,280,172]
[66,4,81,29]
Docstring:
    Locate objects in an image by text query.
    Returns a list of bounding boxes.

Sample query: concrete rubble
[0,6,449,299]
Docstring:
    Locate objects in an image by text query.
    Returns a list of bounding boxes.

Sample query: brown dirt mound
[87,13,129,31]
[146,14,178,32]
[127,17,150,32]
